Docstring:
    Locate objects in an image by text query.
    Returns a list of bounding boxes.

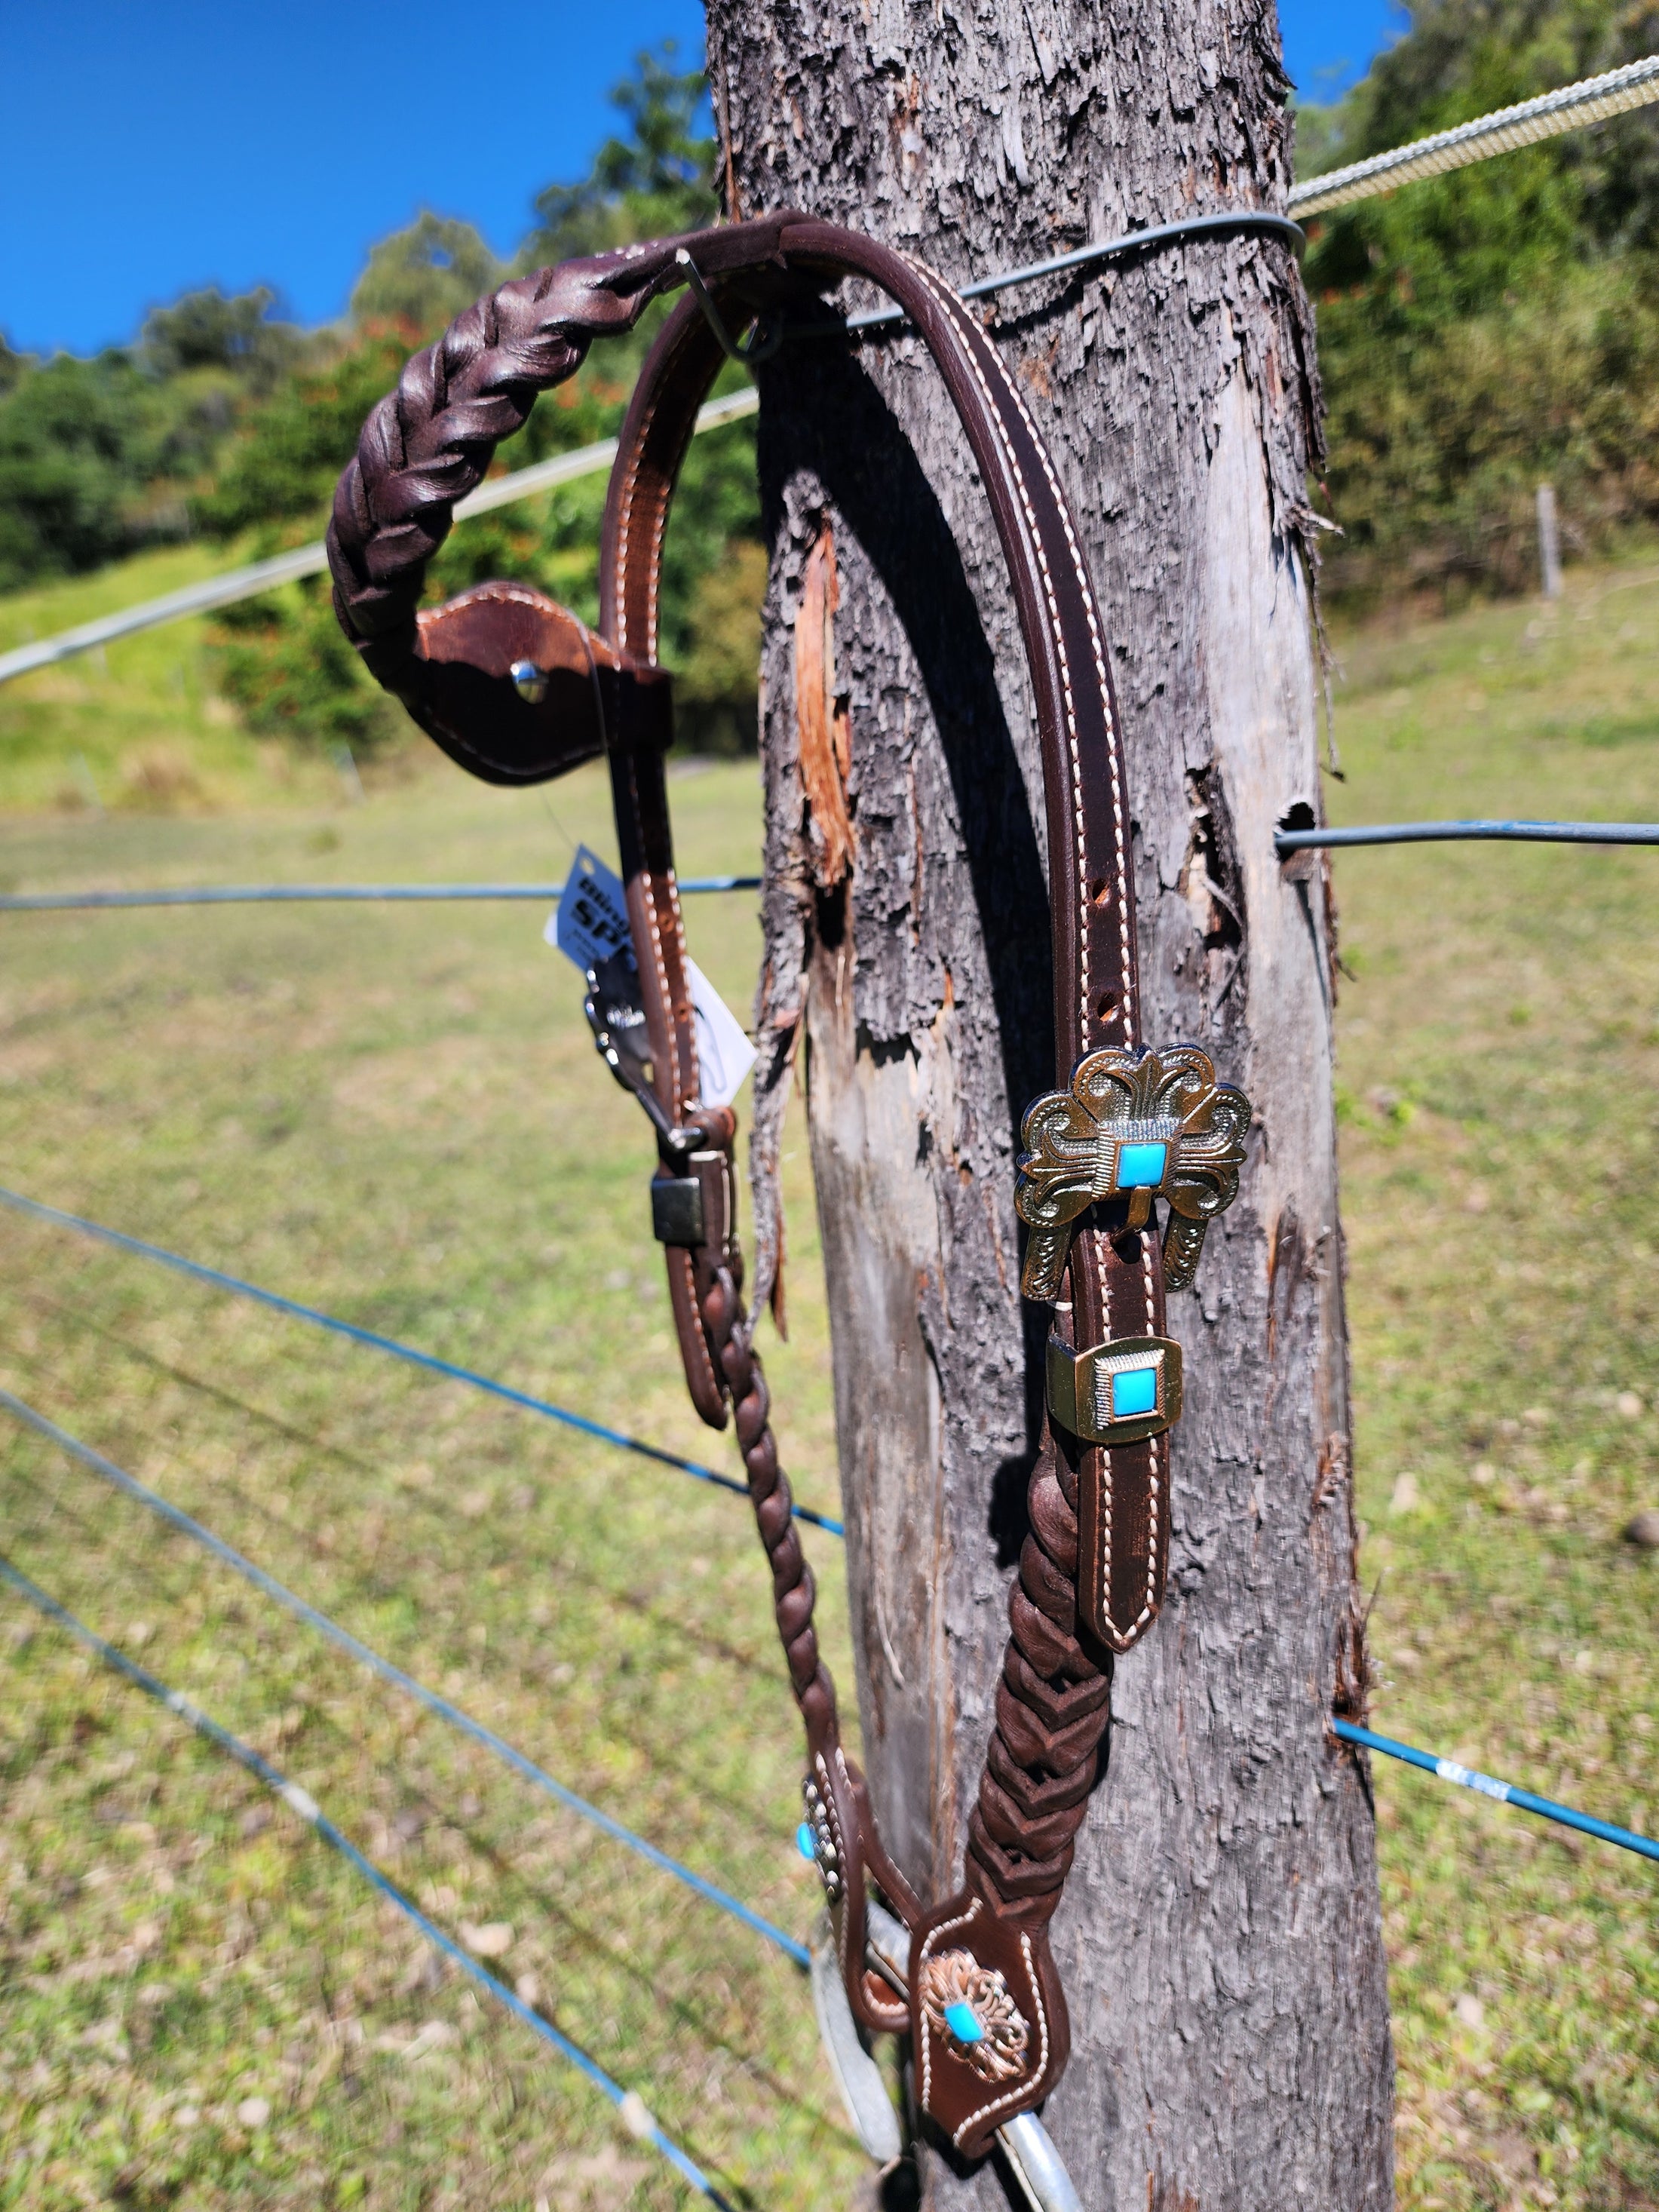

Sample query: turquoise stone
[1116,1140,1167,1189]
[943,2001,985,2044]
[797,1821,817,1861]
[1112,1365,1159,1419]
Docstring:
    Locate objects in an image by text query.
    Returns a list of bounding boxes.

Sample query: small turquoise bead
[944,2001,985,2044]
[1116,1140,1167,1189]
[1111,1365,1159,1419]
[797,1821,817,1861]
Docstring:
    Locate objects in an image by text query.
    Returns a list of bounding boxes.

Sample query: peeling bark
[706,3,1395,2202]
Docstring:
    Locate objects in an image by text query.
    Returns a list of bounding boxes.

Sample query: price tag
[547,846,757,1109]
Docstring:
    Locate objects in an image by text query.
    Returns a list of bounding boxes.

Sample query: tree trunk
[704,4,1395,2203]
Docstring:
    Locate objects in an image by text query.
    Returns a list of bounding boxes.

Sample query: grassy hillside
[2,549,1657,2208]
[0,542,360,818]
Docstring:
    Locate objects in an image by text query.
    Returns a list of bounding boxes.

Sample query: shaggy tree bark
[704,3,1395,2203]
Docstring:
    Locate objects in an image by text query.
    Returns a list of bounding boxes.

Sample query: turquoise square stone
[944,2001,985,2044]
[1112,1364,1159,1419]
[1116,1140,1167,1189]
[797,1821,817,1861]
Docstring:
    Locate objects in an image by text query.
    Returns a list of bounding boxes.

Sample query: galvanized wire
[1291,52,1659,216]
[0,388,760,688]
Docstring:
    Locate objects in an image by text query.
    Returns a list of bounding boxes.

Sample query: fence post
[1537,483,1563,599]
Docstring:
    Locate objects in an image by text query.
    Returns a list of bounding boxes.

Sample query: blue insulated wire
[0,1554,739,2210]
[0,1388,811,1968]
[1335,1718,1659,1864]
[0,1184,843,1537]
[0,876,762,912]
[1277,819,1659,852]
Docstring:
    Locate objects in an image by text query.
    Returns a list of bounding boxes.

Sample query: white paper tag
[547,845,757,1110]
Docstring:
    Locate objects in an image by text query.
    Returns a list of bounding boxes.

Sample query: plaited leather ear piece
[401,581,668,787]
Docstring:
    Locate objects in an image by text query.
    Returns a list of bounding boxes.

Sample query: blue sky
[3,2,1403,359]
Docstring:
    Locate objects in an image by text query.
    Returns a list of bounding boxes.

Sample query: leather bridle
[328,213,1250,2163]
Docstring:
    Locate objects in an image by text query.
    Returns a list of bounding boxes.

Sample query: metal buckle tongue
[809,1889,1083,2211]
[582,950,692,1157]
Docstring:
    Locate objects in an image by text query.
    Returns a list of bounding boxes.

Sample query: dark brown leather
[327,214,1229,2158]
[411,584,639,784]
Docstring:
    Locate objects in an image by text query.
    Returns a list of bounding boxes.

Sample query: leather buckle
[1047,1334,1182,1447]
[650,1175,705,1246]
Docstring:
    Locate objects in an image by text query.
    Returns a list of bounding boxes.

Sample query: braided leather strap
[328,214,1259,2159]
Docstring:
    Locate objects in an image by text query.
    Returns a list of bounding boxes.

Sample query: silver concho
[800,1775,843,1903]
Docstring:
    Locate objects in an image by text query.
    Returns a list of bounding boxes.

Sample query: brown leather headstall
[327,215,1250,2168]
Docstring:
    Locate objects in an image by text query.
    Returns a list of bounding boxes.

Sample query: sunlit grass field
[2,545,1657,2210]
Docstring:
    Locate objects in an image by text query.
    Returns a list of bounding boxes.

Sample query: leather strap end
[909,1894,1069,2158]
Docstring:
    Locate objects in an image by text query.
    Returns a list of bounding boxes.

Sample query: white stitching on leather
[891,253,1093,1051]
[958,311,1136,1052]
[916,1896,982,2118]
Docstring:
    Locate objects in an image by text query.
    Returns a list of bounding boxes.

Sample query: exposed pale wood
[706,4,1395,2201]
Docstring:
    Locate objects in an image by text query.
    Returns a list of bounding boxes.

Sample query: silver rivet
[510,659,547,704]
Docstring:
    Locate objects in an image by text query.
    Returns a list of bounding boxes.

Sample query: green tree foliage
[523,44,717,266]
[1301,0,1659,602]
[0,287,300,591]
[140,285,304,391]
[348,213,504,339]
[207,43,762,755]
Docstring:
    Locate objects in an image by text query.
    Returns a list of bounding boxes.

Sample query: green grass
[0,546,1657,2208]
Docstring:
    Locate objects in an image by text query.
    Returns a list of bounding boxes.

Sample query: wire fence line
[6,1202,1648,1876]
[0,1385,811,1966]
[0,390,760,688]
[0,1554,741,2210]
[0,1184,844,1536]
[2,54,1652,688]
[1335,1720,1657,1864]
[8,825,1658,921]
[0,876,761,914]
[1289,51,1659,216]
[1277,818,1659,853]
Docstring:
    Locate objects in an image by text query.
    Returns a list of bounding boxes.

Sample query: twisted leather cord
[968,1425,1111,1918]
[327,226,792,690]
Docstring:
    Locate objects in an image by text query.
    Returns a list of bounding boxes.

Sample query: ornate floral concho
[1014,1044,1250,1302]
[918,1950,1031,2085]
